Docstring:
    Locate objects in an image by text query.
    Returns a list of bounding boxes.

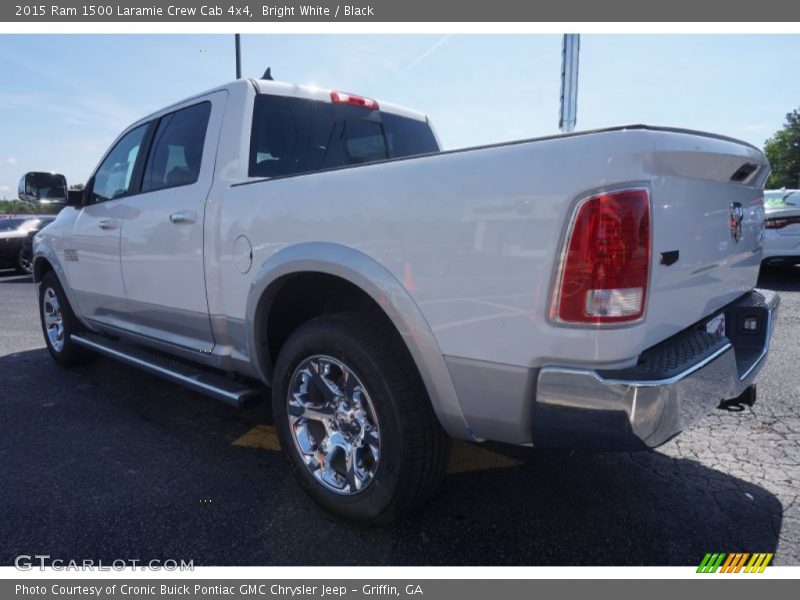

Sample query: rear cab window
[248,94,439,179]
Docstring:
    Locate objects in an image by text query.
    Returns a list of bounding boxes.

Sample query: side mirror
[18,171,72,206]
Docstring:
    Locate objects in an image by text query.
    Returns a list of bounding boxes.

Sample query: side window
[141,102,211,192]
[91,124,148,203]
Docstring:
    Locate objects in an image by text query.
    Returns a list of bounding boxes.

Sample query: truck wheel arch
[32,251,91,331]
[246,242,475,441]
[33,256,53,283]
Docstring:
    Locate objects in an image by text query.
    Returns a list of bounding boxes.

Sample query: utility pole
[559,34,580,133]
[235,34,242,79]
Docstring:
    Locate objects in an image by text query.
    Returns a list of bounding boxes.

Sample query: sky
[0,34,799,197]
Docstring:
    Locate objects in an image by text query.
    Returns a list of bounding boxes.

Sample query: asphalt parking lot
[0,268,798,566]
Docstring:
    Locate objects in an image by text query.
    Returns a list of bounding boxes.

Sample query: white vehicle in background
[763,189,800,266]
[24,77,779,523]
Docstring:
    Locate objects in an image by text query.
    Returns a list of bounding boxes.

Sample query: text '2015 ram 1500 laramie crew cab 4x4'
[23,78,778,523]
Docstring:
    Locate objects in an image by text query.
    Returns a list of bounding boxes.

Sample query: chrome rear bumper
[533,289,779,451]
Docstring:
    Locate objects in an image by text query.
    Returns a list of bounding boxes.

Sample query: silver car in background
[763,189,800,266]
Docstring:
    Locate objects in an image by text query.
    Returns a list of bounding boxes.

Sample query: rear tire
[39,271,92,366]
[272,311,450,524]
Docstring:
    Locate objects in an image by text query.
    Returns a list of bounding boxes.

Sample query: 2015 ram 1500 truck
[25,78,778,523]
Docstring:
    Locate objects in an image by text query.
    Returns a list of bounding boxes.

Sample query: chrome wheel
[287,355,381,495]
[42,287,64,352]
[18,250,32,274]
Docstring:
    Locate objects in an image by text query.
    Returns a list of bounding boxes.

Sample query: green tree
[765,108,800,189]
[0,199,62,215]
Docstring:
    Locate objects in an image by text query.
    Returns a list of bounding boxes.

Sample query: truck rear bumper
[533,289,779,451]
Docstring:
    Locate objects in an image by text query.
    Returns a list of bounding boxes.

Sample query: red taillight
[330,90,379,110]
[553,189,651,324]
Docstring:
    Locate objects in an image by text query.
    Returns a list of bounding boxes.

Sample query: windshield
[0,218,27,231]
[765,191,799,207]
[0,218,50,232]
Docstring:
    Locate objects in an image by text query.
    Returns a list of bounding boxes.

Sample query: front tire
[15,248,32,275]
[39,271,92,366]
[272,311,450,524]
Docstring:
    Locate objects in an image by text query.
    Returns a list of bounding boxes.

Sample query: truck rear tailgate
[643,129,769,350]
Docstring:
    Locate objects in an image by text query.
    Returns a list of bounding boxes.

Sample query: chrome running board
[71,332,262,408]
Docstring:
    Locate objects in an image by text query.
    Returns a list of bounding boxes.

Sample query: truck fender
[33,243,93,331]
[245,242,476,441]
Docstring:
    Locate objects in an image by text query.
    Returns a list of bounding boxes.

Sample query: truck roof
[251,78,429,122]
[132,78,429,128]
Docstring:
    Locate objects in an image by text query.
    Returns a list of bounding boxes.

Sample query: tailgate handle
[730,162,758,182]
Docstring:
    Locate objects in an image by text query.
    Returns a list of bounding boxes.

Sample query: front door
[65,122,150,325]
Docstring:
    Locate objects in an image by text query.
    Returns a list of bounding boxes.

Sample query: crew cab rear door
[115,90,228,352]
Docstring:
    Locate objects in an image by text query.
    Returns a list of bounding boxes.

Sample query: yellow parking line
[447,441,522,473]
[232,426,523,474]
[232,424,281,451]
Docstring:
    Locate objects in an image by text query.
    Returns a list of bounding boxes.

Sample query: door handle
[169,211,197,225]
[98,219,117,230]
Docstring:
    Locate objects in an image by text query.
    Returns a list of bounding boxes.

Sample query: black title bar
[4,0,800,22]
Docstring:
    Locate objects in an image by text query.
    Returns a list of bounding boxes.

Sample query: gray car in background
[763,189,800,266]
[0,216,54,274]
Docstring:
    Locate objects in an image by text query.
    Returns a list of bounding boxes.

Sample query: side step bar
[71,332,262,408]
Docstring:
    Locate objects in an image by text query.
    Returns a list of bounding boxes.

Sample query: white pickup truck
[24,78,778,523]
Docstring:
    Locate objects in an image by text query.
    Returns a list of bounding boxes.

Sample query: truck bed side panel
[217,129,766,373]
